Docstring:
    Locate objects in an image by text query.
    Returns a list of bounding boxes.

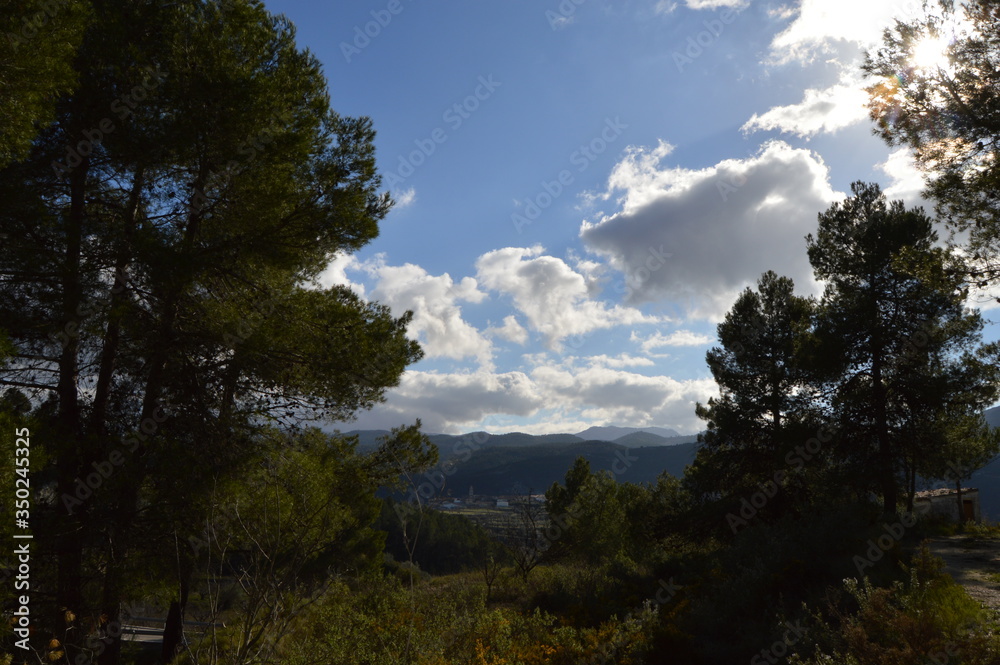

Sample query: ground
[928,534,1000,615]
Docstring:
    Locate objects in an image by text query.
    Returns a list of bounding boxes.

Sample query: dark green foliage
[808,182,1000,513]
[376,499,503,575]
[0,0,424,659]
[434,439,696,497]
[789,546,1000,664]
[545,457,690,567]
[687,270,820,511]
[0,0,89,166]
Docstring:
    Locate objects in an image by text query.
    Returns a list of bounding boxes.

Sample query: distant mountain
[575,425,681,441]
[985,405,1000,428]
[615,431,701,448]
[939,405,1000,519]
[613,431,671,447]
[425,440,699,496]
[427,432,584,450]
[342,429,393,450]
[345,429,585,452]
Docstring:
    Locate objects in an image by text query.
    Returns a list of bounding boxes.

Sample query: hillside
[427,439,698,496]
[922,405,1000,518]
[575,425,681,441]
[613,431,700,447]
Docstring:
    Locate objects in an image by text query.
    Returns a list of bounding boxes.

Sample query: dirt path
[927,535,1000,614]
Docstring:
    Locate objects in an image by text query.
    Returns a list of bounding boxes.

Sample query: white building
[913,487,980,523]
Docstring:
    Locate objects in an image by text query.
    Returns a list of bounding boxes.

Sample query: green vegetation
[3,0,1000,663]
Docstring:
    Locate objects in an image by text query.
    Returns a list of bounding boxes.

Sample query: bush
[788,544,1000,665]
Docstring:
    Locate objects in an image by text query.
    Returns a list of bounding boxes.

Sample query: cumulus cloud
[475,246,658,349]
[487,315,529,345]
[741,75,870,138]
[531,364,717,430]
[768,0,922,64]
[367,262,494,367]
[315,253,367,298]
[632,330,713,354]
[339,362,716,434]
[878,147,930,210]
[585,353,656,368]
[580,140,839,319]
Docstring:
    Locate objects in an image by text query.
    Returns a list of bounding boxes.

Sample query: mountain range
[345,426,698,451]
[350,407,1000,517]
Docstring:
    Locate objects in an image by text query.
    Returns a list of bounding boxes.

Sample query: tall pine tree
[807,182,1000,515]
[0,1,431,661]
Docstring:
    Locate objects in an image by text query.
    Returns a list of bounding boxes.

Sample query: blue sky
[263,0,999,435]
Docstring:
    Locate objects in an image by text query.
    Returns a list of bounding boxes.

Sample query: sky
[261,0,999,436]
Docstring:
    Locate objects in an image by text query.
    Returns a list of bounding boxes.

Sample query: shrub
[788,544,1000,665]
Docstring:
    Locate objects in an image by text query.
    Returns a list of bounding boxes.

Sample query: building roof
[914,487,978,499]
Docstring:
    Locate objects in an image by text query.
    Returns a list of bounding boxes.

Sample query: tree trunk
[907,458,915,515]
[161,601,184,664]
[99,174,206,665]
[56,156,88,657]
[872,346,896,515]
[956,478,964,524]
[89,167,145,435]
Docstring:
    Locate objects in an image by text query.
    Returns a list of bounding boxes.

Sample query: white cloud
[632,330,713,354]
[394,187,416,209]
[585,353,656,368]
[368,262,494,368]
[580,140,839,319]
[342,370,542,433]
[336,363,715,435]
[768,0,922,64]
[487,315,529,345]
[655,0,678,14]
[878,147,929,210]
[531,364,717,430]
[475,246,658,349]
[315,254,367,298]
[685,0,747,8]
[741,75,870,138]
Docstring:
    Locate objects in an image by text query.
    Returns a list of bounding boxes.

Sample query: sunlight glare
[911,33,952,73]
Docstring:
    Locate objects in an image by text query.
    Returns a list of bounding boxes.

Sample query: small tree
[501,490,545,582]
[686,270,818,509]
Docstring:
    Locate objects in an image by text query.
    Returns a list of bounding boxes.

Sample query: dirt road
[927,535,1000,613]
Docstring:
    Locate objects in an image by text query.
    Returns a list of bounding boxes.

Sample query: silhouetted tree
[686,271,819,509]
[865,0,1000,282]
[808,182,1000,514]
